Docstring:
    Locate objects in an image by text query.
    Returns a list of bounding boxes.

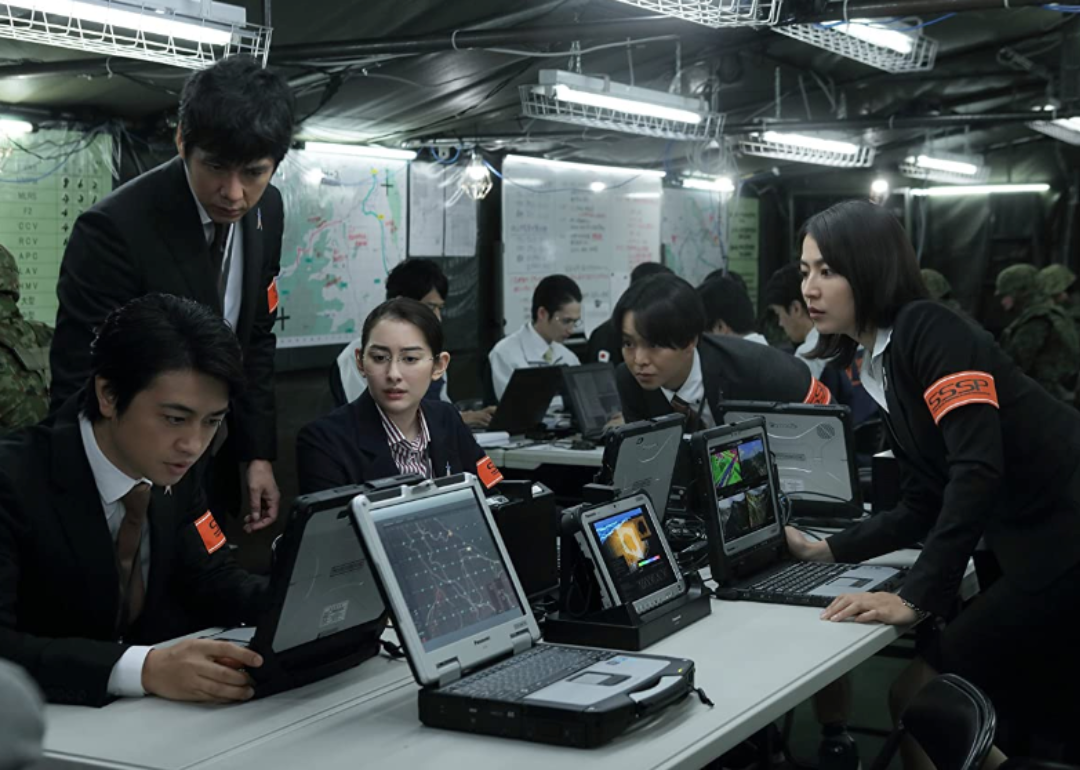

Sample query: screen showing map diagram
[373,489,524,652]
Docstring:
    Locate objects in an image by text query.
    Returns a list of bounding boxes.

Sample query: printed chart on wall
[662,189,760,307]
[0,129,113,325]
[501,155,662,336]
[274,148,409,348]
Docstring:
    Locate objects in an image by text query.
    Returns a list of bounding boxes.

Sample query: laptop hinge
[436,658,462,688]
[510,629,532,655]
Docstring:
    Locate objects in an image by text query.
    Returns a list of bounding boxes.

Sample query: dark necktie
[210,222,231,307]
[116,483,151,636]
[670,395,700,433]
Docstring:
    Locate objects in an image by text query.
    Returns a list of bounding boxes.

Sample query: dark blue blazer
[296,391,487,495]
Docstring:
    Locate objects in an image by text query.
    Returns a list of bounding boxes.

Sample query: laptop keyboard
[746,562,850,596]
[442,645,616,702]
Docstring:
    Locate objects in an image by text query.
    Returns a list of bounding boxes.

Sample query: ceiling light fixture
[773,18,938,73]
[682,176,736,193]
[303,142,417,161]
[0,118,34,137]
[0,0,270,69]
[520,69,723,142]
[739,131,875,168]
[507,154,666,178]
[910,183,1050,197]
[900,151,988,184]
[1028,116,1080,146]
[607,0,783,28]
[871,179,890,194]
[461,151,493,201]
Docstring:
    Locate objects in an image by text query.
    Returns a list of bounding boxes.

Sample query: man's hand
[142,640,262,703]
[820,592,919,626]
[604,412,626,429]
[461,406,496,429]
[784,526,834,562]
[244,460,279,533]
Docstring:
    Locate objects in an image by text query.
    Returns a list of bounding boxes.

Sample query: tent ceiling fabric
[0,0,1075,179]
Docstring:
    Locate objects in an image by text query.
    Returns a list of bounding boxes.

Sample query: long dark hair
[804,200,928,367]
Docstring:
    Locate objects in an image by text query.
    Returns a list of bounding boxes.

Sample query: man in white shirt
[698,274,769,347]
[0,294,267,706]
[766,263,827,378]
[489,274,583,401]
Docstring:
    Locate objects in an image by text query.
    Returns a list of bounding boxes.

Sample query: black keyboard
[745,562,850,596]
[442,645,615,702]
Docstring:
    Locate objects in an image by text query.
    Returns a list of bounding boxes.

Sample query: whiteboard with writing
[500,155,662,335]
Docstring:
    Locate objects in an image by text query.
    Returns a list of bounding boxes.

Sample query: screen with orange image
[590,506,677,605]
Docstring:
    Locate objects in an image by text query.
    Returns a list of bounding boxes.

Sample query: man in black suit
[1,294,268,706]
[50,57,296,533]
[585,261,671,365]
[613,274,830,427]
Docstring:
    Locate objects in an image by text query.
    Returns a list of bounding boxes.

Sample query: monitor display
[564,365,622,438]
[589,505,678,605]
[707,436,779,548]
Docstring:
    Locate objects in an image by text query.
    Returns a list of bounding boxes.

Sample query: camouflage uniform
[0,244,53,432]
[997,264,1080,403]
[921,269,963,314]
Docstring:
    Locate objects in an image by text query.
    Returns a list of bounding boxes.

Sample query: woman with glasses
[488,274,583,402]
[298,298,492,494]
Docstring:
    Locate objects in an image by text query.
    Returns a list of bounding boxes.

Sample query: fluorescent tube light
[833,19,914,54]
[0,118,33,136]
[15,0,234,45]
[761,132,860,155]
[507,154,666,178]
[682,176,735,193]
[910,184,1050,197]
[304,142,417,161]
[551,84,702,125]
[912,154,980,176]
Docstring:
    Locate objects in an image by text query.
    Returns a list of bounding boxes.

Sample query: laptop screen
[371,487,526,653]
[563,365,622,438]
[705,430,782,555]
[586,504,678,605]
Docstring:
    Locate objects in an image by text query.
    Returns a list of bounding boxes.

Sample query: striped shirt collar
[375,402,432,478]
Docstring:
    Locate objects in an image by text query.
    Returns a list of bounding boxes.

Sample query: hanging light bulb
[461,151,493,200]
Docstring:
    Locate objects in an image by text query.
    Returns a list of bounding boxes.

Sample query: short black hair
[702,268,748,295]
[385,259,449,302]
[803,200,928,367]
[698,276,756,335]
[179,56,295,166]
[531,274,582,322]
[630,261,672,284]
[764,263,805,311]
[83,294,244,421]
[613,274,705,349]
[361,298,443,356]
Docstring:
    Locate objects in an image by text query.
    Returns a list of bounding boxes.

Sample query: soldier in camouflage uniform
[921,268,963,314]
[996,263,1079,403]
[0,243,53,432]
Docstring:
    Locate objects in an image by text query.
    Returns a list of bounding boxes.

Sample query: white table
[38,600,904,770]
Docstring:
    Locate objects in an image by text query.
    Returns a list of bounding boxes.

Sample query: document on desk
[473,431,511,448]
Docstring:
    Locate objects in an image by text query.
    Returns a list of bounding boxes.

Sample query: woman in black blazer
[297,299,494,495]
[786,201,1080,766]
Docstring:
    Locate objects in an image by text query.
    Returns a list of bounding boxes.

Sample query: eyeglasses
[554,315,583,330]
[363,351,434,369]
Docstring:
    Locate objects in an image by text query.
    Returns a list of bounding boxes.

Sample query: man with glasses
[488,274,583,401]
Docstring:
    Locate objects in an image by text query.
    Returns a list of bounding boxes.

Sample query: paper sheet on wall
[408,162,477,258]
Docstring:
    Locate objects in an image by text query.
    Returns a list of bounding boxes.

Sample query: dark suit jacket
[0,395,268,706]
[585,319,620,365]
[828,301,1080,616]
[615,333,826,424]
[50,157,283,461]
[296,391,487,494]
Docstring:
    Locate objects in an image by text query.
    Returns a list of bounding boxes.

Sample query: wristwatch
[898,596,930,622]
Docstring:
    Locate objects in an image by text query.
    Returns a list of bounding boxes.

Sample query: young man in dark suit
[1,294,268,707]
[50,57,296,533]
[613,273,831,428]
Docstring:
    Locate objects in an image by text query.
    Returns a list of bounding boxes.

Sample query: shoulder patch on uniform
[804,378,832,405]
[923,371,999,425]
[598,350,610,363]
[195,511,227,554]
[267,277,280,314]
[476,456,504,489]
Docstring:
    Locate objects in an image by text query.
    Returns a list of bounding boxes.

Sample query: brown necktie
[210,222,231,306]
[116,483,151,635]
[670,395,700,433]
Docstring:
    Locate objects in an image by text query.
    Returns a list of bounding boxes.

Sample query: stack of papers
[474,431,511,448]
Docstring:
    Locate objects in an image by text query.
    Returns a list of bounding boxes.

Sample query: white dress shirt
[184,163,244,329]
[859,327,894,413]
[742,332,769,346]
[488,323,580,402]
[335,338,450,404]
[795,327,827,378]
[660,349,716,430]
[78,416,154,698]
